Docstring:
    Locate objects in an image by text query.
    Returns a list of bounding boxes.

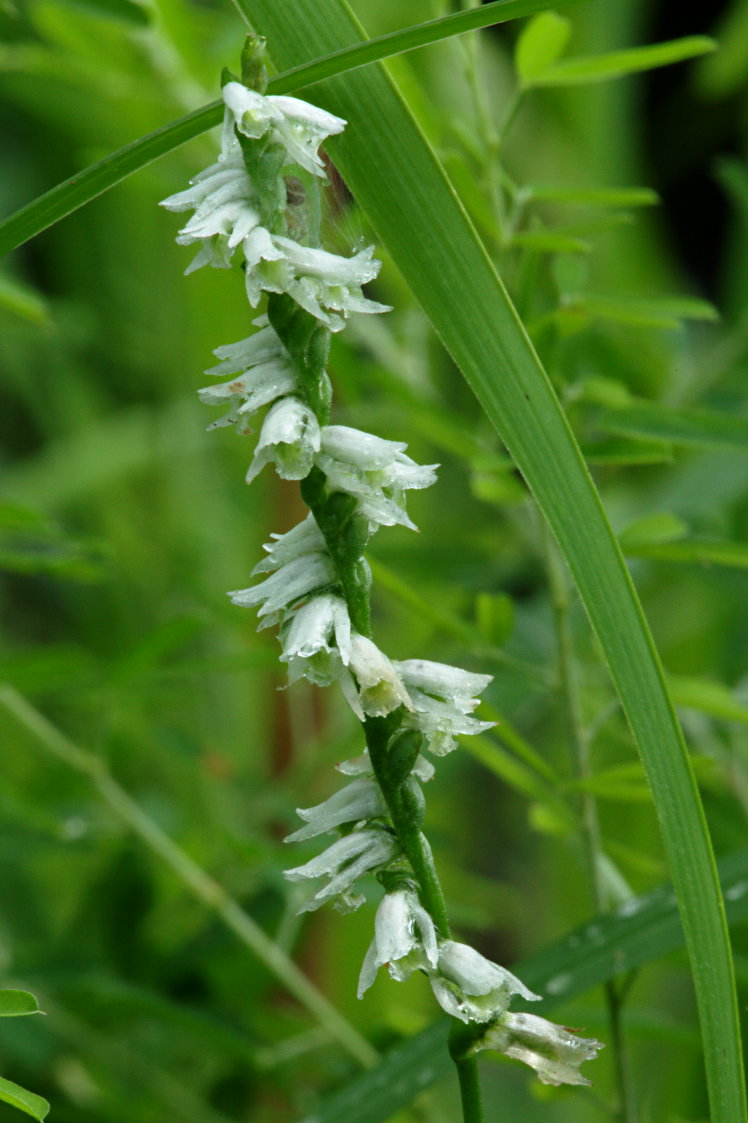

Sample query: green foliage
[2,1,748,1121]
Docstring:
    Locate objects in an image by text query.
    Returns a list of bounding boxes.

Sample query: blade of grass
[240,3,746,1119]
[304,846,748,1123]
[0,0,587,258]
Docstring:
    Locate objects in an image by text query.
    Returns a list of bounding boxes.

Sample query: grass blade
[240,3,747,1118]
[533,36,716,86]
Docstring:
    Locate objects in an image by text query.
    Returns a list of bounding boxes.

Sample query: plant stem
[0,684,378,1070]
[542,527,637,1122]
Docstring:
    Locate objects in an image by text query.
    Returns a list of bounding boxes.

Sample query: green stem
[449,1022,485,1123]
[0,684,378,1070]
[542,526,636,1122]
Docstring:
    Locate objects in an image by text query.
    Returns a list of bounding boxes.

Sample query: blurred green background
[2,0,748,1119]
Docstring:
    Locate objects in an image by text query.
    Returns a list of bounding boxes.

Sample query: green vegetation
[1,1,747,1120]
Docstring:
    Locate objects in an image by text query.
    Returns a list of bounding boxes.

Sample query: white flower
[429,941,540,1024]
[336,751,435,784]
[339,633,412,719]
[222,81,346,176]
[160,153,260,273]
[358,887,439,998]
[316,426,438,530]
[284,777,385,843]
[280,593,351,685]
[241,231,390,330]
[252,514,327,576]
[284,826,399,913]
[229,551,335,624]
[245,397,321,483]
[469,1011,604,1087]
[198,360,297,432]
[395,660,494,756]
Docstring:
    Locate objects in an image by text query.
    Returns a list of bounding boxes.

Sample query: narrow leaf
[670,675,748,726]
[525,184,659,207]
[567,293,718,328]
[598,400,748,452]
[0,1077,49,1121]
[515,12,571,86]
[242,4,746,1117]
[0,991,43,1017]
[618,511,688,550]
[626,538,748,570]
[532,36,716,87]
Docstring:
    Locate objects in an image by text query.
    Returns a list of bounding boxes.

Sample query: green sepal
[385,729,424,788]
[267,294,332,420]
[220,67,239,89]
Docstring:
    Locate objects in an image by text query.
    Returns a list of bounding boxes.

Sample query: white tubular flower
[316,425,438,530]
[245,397,321,483]
[280,593,351,686]
[340,633,412,720]
[229,551,335,624]
[429,941,540,1024]
[222,81,346,176]
[160,153,260,273]
[284,827,399,914]
[336,751,436,784]
[358,887,439,999]
[198,359,297,432]
[395,659,494,756]
[242,231,390,330]
[285,777,385,843]
[252,513,327,576]
[469,1011,604,1087]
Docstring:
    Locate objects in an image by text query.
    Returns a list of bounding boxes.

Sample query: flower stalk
[160,36,603,1118]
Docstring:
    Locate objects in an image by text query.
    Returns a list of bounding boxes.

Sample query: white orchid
[229,551,335,625]
[245,397,321,483]
[358,887,439,998]
[285,777,385,843]
[241,230,390,331]
[316,425,438,529]
[222,80,346,176]
[284,826,399,913]
[252,514,327,576]
[339,633,412,719]
[428,940,540,1024]
[395,659,494,756]
[279,593,351,686]
[160,153,260,274]
[469,1011,604,1087]
[336,750,435,785]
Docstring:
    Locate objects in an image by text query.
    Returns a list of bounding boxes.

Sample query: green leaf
[511,229,591,254]
[0,1076,49,1121]
[525,184,659,208]
[670,676,748,726]
[0,0,586,259]
[515,12,571,86]
[242,4,746,1117]
[626,538,748,570]
[0,991,43,1017]
[565,292,718,328]
[306,847,748,1122]
[598,400,748,452]
[582,437,673,466]
[618,511,688,550]
[0,274,48,323]
[533,36,716,87]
